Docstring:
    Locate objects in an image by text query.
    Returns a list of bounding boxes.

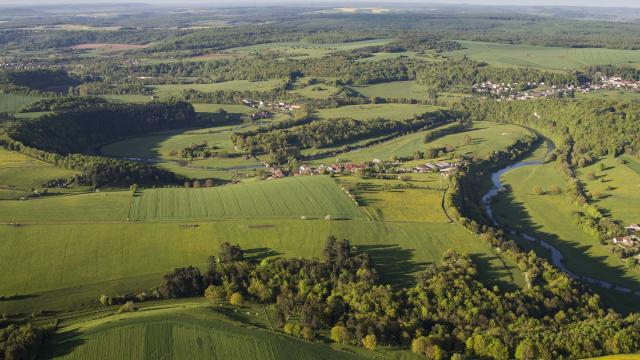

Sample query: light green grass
[129,176,365,221]
[578,156,640,225]
[291,83,341,99]
[41,303,372,360]
[426,121,531,160]
[0,148,80,200]
[493,158,640,291]
[150,80,284,98]
[0,93,42,113]
[0,218,522,313]
[230,38,394,59]
[453,40,640,70]
[102,94,152,103]
[316,103,439,121]
[0,191,131,222]
[350,81,433,100]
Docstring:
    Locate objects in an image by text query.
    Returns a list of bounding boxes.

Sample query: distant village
[472,76,640,101]
[242,99,302,112]
[264,159,462,180]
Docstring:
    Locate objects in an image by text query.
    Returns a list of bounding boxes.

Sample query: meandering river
[481,140,640,296]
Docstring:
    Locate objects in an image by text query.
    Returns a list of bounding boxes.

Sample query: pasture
[129,176,366,221]
[350,81,433,100]
[150,80,284,98]
[492,158,640,291]
[425,121,532,160]
[316,103,439,121]
[453,41,640,70]
[0,148,79,200]
[0,218,522,313]
[41,303,369,360]
[578,156,640,225]
[229,38,394,59]
[0,93,42,113]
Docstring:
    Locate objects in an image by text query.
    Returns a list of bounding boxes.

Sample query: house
[612,235,639,247]
[425,163,438,171]
[626,224,640,234]
[415,165,429,173]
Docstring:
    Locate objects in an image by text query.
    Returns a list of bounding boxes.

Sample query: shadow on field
[493,183,640,308]
[469,253,519,293]
[37,328,86,359]
[244,247,282,263]
[357,244,428,289]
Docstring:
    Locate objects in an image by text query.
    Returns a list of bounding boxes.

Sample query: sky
[0,0,639,7]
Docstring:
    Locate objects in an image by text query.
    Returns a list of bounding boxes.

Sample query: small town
[242,99,302,111]
[472,76,640,100]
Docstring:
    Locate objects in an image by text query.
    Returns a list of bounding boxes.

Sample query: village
[611,224,640,263]
[242,99,302,112]
[264,158,462,180]
[472,76,640,101]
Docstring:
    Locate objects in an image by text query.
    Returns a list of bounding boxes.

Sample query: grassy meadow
[0,93,42,113]
[316,103,439,121]
[350,81,433,100]
[453,40,640,70]
[150,80,284,98]
[41,303,374,360]
[492,153,640,291]
[578,156,640,225]
[0,148,80,200]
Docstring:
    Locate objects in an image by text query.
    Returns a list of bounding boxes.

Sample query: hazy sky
[1,0,639,7]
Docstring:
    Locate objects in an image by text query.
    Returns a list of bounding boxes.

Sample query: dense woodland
[150,238,640,360]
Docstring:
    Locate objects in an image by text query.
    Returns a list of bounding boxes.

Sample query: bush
[362,334,377,350]
[117,301,137,313]
[229,292,244,306]
[532,185,545,195]
[330,325,351,344]
[204,285,225,301]
[549,185,562,195]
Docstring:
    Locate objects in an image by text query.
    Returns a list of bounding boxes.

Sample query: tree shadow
[356,244,429,289]
[469,253,520,293]
[493,182,640,310]
[244,247,282,263]
[37,328,87,359]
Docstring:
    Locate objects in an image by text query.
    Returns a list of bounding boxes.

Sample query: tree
[204,179,215,188]
[330,325,351,344]
[219,242,243,262]
[515,339,540,360]
[362,334,377,350]
[204,285,225,301]
[229,292,244,306]
[193,180,201,188]
[549,185,562,195]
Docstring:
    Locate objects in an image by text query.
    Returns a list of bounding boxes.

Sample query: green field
[316,103,439,121]
[578,156,640,226]
[229,38,394,59]
[0,148,80,200]
[41,303,372,360]
[291,83,341,99]
[492,150,640,292]
[350,81,434,100]
[0,93,42,113]
[453,41,640,70]
[150,80,285,98]
[129,176,366,221]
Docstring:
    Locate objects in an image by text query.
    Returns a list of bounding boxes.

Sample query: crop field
[316,103,439,121]
[129,176,365,221]
[41,304,369,360]
[0,93,42,113]
[578,156,640,225]
[150,80,284,98]
[0,148,79,200]
[453,41,640,70]
[492,158,640,291]
[0,217,522,313]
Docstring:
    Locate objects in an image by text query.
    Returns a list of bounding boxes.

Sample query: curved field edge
[39,302,374,360]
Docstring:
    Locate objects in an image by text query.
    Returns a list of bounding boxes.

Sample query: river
[481,140,640,296]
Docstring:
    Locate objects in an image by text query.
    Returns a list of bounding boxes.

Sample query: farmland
[150,80,285,98]
[350,81,435,100]
[453,40,640,70]
[129,176,366,221]
[40,302,375,360]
